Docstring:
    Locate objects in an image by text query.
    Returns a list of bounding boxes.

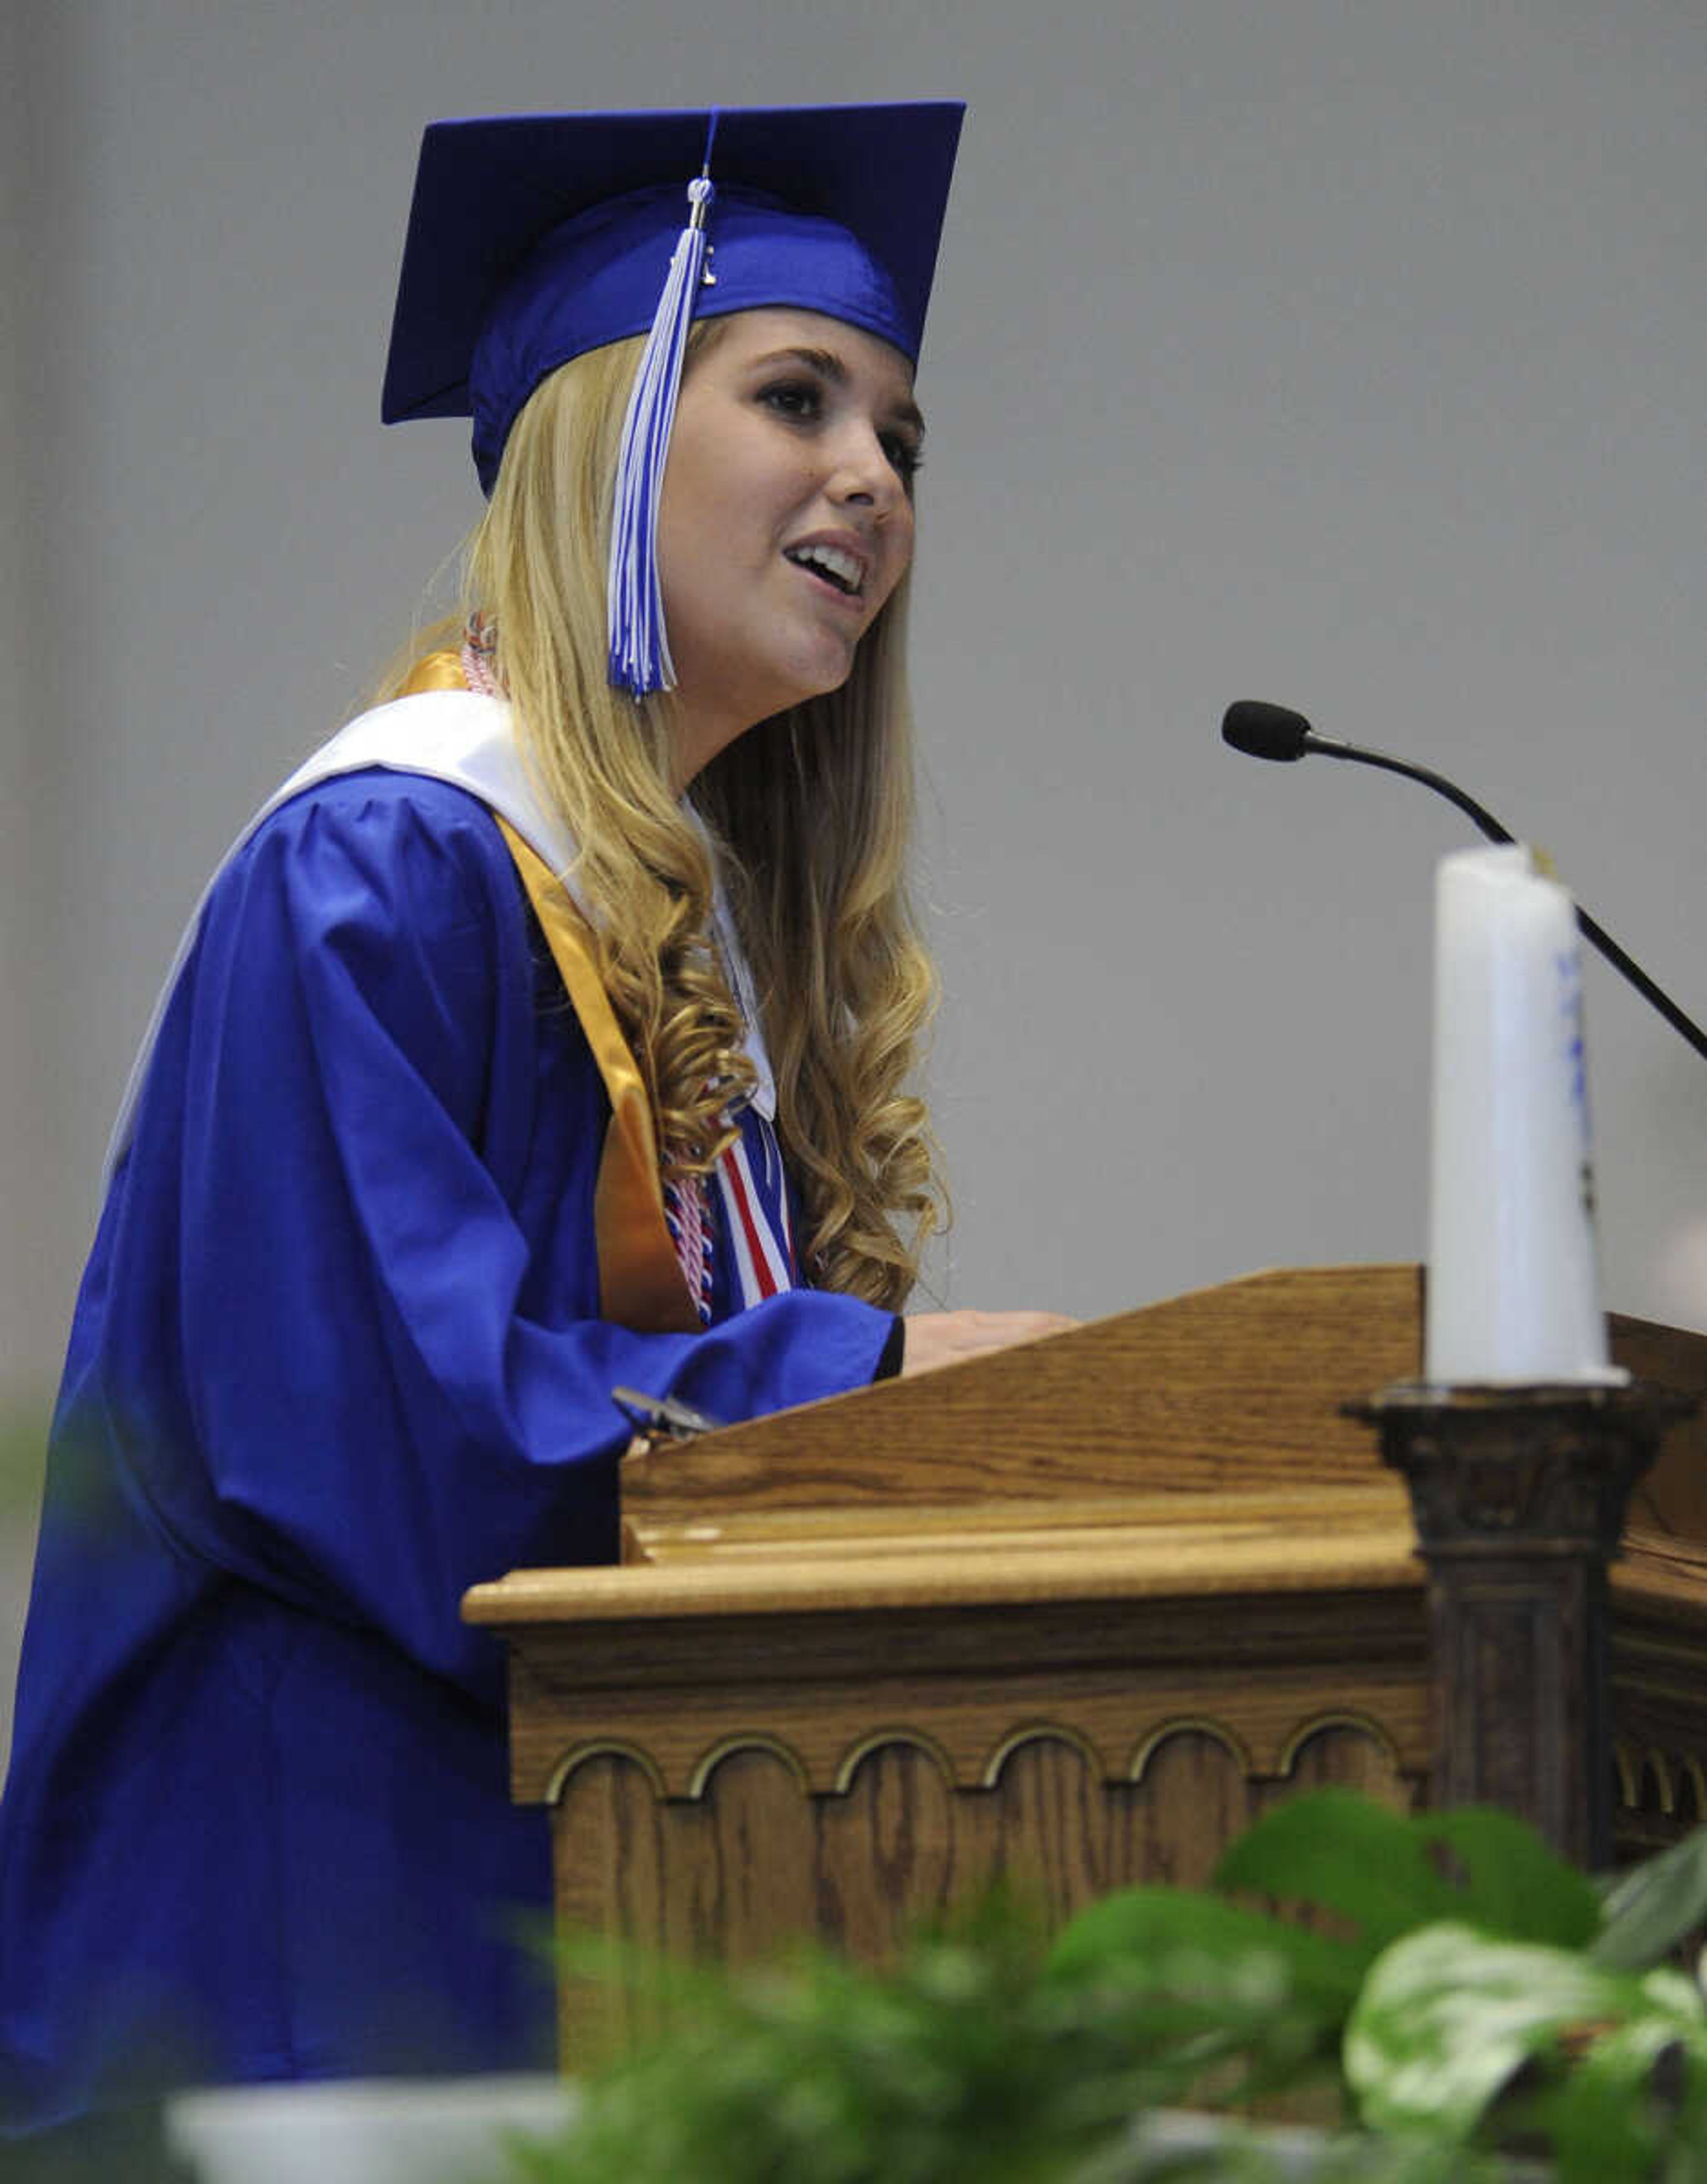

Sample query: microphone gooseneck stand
[1220,700,1707,1065]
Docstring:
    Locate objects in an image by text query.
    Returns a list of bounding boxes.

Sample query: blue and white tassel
[606,173,715,696]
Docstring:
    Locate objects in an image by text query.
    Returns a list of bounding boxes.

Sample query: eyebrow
[751,345,926,440]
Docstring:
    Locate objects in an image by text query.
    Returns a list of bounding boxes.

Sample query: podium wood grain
[463,1264,1707,2067]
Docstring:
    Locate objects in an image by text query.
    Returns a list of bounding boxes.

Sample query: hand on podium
[900,1310,1078,1377]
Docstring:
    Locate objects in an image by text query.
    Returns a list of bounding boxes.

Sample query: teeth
[785,543,863,594]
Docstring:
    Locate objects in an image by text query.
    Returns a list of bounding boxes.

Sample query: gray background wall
[4,0,1706,1765]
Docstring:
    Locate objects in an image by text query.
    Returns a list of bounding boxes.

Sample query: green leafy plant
[505,1792,1707,2182]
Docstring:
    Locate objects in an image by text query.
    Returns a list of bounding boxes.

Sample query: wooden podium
[462,1266,1707,2064]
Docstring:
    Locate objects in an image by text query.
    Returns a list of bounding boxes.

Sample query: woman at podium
[0,103,1066,2129]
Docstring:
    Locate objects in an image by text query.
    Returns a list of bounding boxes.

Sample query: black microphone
[1221,699,1707,1064]
[1222,700,1314,762]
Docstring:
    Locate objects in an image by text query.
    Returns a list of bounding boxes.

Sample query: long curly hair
[389,325,945,1308]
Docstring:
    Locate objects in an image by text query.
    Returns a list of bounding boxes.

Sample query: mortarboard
[381,102,965,695]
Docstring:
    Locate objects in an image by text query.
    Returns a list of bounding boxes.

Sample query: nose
[828,418,907,516]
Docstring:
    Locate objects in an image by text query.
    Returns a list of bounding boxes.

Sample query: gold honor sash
[401,651,698,1333]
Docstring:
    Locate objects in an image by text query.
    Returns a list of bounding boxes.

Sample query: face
[655,307,921,781]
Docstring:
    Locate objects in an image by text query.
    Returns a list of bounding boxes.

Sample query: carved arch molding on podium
[547,1711,1420,1973]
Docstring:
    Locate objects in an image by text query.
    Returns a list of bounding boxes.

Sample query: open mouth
[783,543,865,598]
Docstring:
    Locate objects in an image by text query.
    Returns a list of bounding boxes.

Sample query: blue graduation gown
[0,767,894,2128]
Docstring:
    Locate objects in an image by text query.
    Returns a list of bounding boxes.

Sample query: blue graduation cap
[381,102,966,695]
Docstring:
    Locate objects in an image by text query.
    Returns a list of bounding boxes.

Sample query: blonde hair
[386,326,944,1308]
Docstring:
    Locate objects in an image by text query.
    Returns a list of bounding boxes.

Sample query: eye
[757,377,823,421]
[881,431,924,489]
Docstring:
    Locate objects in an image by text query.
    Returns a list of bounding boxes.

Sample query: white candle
[1424,844,1624,1385]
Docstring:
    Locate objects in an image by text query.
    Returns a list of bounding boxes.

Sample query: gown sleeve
[96,770,895,1696]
